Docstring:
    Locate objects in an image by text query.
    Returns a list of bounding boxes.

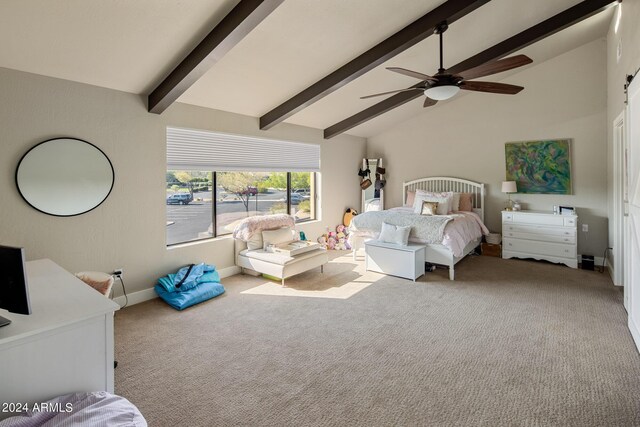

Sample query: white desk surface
[0,259,120,346]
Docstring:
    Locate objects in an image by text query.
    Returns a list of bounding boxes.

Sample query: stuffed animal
[335,237,347,250]
[336,224,345,234]
[317,235,327,249]
[337,231,346,240]
[327,236,336,250]
[343,208,358,227]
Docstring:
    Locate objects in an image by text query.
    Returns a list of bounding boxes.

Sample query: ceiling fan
[361,23,533,107]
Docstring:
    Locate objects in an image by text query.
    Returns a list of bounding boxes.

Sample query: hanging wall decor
[505,139,572,194]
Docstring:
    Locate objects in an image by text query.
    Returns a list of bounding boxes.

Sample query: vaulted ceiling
[0,0,614,138]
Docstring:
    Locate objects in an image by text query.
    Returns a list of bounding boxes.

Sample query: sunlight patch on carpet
[240,253,384,299]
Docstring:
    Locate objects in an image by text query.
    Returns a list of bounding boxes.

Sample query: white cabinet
[0,259,119,419]
[365,240,426,281]
[502,210,578,268]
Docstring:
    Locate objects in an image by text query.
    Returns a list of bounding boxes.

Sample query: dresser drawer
[503,238,576,258]
[511,213,567,226]
[503,231,576,244]
[503,224,576,236]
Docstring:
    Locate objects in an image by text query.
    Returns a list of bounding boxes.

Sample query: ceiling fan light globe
[424,85,460,101]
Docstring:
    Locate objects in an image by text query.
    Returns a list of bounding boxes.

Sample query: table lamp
[501,181,517,211]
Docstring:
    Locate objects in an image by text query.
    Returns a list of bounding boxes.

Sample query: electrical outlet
[112,268,123,278]
[582,224,589,232]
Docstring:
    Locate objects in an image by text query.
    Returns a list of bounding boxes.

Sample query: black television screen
[0,245,32,318]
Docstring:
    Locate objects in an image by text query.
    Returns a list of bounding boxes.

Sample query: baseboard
[629,317,640,354]
[113,265,241,307]
[607,261,619,286]
[113,287,157,307]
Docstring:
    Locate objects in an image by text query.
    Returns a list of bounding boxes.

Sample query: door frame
[612,111,625,290]
[626,75,640,351]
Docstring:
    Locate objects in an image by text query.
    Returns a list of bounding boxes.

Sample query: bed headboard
[403,177,485,222]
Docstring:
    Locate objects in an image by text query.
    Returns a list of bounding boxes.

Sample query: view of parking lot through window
[166,170,314,246]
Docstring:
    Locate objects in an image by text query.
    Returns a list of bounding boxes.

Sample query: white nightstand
[365,240,426,281]
[502,210,578,268]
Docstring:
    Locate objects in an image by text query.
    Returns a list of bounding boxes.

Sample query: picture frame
[559,205,575,216]
[505,139,572,194]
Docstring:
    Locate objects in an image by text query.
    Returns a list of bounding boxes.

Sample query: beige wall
[367,39,608,257]
[0,67,365,295]
[607,1,640,274]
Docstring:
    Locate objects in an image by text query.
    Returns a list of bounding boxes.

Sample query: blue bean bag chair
[155,263,225,310]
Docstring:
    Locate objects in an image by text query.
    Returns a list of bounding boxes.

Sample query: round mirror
[16,138,114,217]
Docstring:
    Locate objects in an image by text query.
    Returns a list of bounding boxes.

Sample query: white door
[627,76,640,351]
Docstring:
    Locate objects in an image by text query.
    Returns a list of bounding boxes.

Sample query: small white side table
[365,240,426,281]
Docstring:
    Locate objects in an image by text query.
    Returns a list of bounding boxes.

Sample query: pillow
[75,271,114,296]
[412,191,452,215]
[420,201,438,216]
[262,227,294,249]
[450,193,461,212]
[405,190,416,207]
[246,232,263,250]
[378,222,411,246]
[459,193,473,212]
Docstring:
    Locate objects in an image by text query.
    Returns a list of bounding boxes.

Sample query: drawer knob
[565,249,569,253]
[508,243,512,246]
[564,238,569,242]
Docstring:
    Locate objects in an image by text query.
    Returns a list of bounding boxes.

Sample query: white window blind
[167,127,320,172]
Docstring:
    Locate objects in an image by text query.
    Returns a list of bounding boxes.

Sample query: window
[166,128,320,246]
[167,171,316,245]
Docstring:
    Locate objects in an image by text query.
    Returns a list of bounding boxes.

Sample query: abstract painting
[505,139,572,194]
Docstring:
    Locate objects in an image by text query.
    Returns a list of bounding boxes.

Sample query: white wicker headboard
[403,177,485,222]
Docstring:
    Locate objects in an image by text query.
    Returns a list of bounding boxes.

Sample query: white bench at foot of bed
[352,235,481,280]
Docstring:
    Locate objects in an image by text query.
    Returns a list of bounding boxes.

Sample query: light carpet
[115,254,640,426]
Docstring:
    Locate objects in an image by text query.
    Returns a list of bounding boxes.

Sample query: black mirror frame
[15,137,115,217]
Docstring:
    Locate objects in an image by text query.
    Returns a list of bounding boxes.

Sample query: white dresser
[502,210,578,268]
[0,259,119,419]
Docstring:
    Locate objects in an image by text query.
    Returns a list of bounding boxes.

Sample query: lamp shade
[424,85,460,101]
[501,181,517,193]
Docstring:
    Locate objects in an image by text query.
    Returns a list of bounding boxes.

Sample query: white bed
[350,177,486,280]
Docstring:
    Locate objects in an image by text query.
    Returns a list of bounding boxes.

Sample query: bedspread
[349,210,453,244]
[349,208,489,257]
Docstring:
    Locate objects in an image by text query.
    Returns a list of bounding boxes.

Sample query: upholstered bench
[233,214,328,286]
[235,241,327,286]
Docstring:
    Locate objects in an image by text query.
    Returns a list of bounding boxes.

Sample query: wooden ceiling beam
[259,0,492,130]
[148,0,284,114]
[323,0,618,139]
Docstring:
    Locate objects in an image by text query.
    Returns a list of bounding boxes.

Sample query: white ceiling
[0,0,614,138]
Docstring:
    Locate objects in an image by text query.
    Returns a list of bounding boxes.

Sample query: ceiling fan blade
[386,67,438,82]
[460,81,524,95]
[458,55,533,81]
[423,97,438,108]
[360,87,423,99]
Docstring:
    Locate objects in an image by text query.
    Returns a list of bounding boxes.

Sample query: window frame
[166,171,316,246]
